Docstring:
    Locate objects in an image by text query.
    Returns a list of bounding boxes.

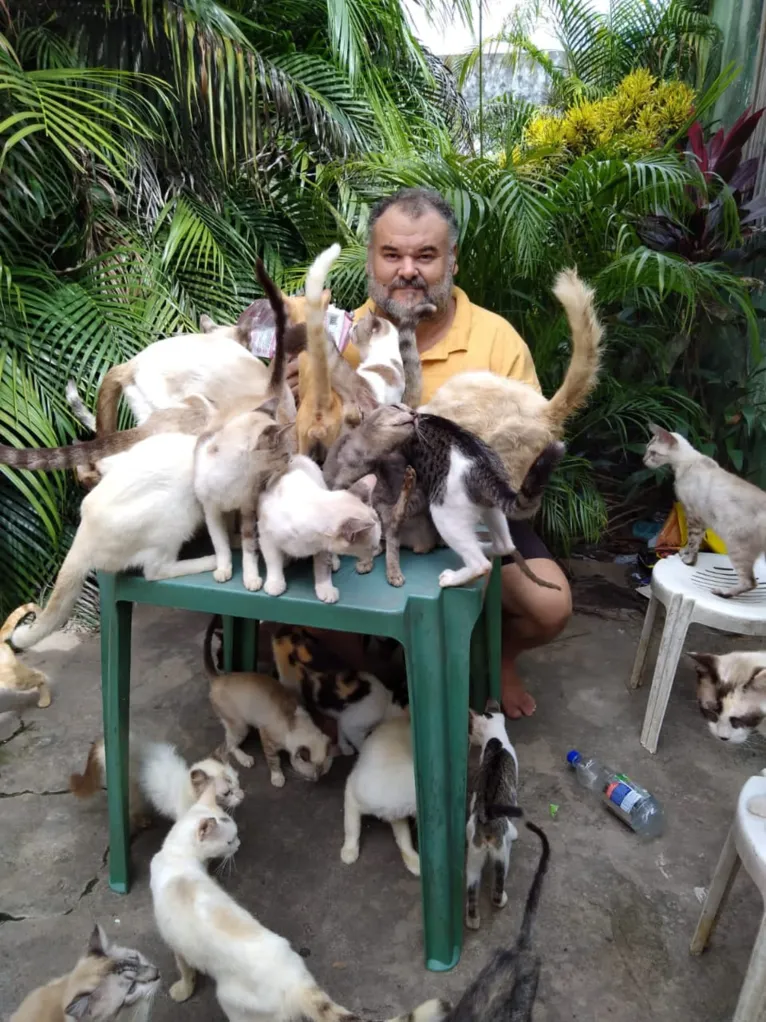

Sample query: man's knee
[533,579,572,640]
[501,559,572,641]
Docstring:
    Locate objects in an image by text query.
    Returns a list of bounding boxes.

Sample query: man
[287,188,571,719]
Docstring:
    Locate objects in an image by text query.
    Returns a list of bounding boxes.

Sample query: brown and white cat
[11,924,160,1022]
[422,269,601,514]
[689,651,766,742]
[205,617,333,786]
[644,425,766,597]
[0,604,51,707]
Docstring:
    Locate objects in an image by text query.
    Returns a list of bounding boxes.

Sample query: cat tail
[65,381,97,433]
[255,258,288,398]
[69,739,105,798]
[515,822,551,953]
[96,362,134,435]
[305,243,341,414]
[0,423,150,471]
[0,604,40,643]
[546,269,603,427]
[203,615,223,682]
[10,538,91,650]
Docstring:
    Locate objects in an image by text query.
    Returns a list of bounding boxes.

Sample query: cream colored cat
[151,787,449,1022]
[0,604,51,707]
[205,617,333,786]
[421,269,602,509]
[689,650,766,742]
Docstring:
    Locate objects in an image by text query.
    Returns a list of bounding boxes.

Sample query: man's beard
[367,268,453,322]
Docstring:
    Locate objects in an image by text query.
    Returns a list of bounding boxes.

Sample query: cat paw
[169,980,195,1003]
[213,563,233,583]
[465,914,481,931]
[679,547,698,566]
[233,750,255,768]
[36,685,52,709]
[243,572,262,592]
[341,843,359,865]
[402,852,421,876]
[493,891,508,909]
[356,559,373,575]
[438,569,460,588]
[386,569,405,587]
[264,578,287,597]
[270,772,286,788]
[711,587,735,599]
[316,583,340,604]
[331,554,341,572]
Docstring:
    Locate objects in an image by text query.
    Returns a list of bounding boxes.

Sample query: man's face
[367,205,457,320]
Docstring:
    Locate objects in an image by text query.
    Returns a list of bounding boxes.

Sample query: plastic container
[567,749,665,838]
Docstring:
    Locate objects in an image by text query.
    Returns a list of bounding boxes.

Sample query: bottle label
[606,781,642,814]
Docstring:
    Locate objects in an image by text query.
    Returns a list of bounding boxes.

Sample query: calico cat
[150,786,449,1022]
[644,425,766,597]
[11,924,160,1022]
[205,617,333,786]
[0,604,51,707]
[323,404,564,590]
[69,734,243,828]
[341,713,420,875]
[444,822,550,1022]
[689,650,766,743]
[422,268,602,517]
[353,302,434,407]
[466,699,522,930]
[272,625,406,754]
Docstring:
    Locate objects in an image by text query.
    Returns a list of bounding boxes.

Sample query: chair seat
[737,776,766,896]
[652,553,766,632]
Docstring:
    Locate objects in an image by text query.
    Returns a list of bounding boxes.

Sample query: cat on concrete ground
[465,699,522,930]
[688,650,766,743]
[205,617,333,786]
[150,785,450,1022]
[644,425,766,597]
[443,822,550,1022]
[272,624,406,754]
[0,604,51,707]
[69,733,243,828]
[340,713,420,875]
[422,268,602,518]
[11,924,160,1022]
[323,404,564,589]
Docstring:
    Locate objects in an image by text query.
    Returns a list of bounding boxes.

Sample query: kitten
[257,455,381,603]
[272,625,406,754]
[151,787,449,1022]
[341,713,420,875]
[205,617,333,786]
[0,604,51,707]
[444,822,550,1022]
[70,734,243,827]
[422,269,601,516]
[11,924,160,1022]
[644,425,766,597]
[465,699,522,930]
[323,404,564,590]
[689,650,766,742]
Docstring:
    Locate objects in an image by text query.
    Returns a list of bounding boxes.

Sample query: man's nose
[399,258,417,279]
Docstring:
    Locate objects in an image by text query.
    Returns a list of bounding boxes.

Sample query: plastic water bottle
[567,750,665,838]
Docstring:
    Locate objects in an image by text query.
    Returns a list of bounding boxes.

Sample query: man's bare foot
[501,666,536,719]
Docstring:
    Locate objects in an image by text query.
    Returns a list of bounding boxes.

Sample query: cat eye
[699,706,719,722]
[730,714,763,729]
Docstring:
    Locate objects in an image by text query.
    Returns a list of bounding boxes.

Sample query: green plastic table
[97,547,501,971]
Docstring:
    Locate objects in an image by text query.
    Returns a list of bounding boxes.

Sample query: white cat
[151,786,449,1022]
[340,713,420,876]
[352,313,406,405]
[257,456,381,603]
[11,433,214,649]
[70,735,244,826]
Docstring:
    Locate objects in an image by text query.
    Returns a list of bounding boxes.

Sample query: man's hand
[286,358,300,405]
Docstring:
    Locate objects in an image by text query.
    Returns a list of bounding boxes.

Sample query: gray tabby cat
[11,924,160,1022]
[644,425,766,597]
[323,405,564,589]
[395,302,436,407]
[466,699,522,930]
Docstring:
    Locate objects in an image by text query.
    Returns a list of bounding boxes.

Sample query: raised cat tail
[95,362,134,435]
[546,269,603,427]
[69,739,106,798]
[305,243,341,413]
[515,822,550,952]
[255,258,288,398]
[10,537,91,650]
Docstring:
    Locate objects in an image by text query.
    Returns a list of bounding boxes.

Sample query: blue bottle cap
[567,749,582,765]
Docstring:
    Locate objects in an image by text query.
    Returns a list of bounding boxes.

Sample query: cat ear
[485,698,502,714]
[687,652,718,676]
[197,816,219,841]
[648,423,676,446]
[190,767,212,797]
[353,313,374,353]
[64,993,93,1018]
[347,474,377,504]
[257,396,279,419]
[296,745,311,762]
[747,669,766,690]
[88,923,109,957]
[337,516,376,543]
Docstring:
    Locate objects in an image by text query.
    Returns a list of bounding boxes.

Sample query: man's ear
[451,243,458,276]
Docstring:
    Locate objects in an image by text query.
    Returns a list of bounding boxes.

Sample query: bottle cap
[566,750,582,766]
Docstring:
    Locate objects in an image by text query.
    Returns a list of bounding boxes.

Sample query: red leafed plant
[638,106,766,262]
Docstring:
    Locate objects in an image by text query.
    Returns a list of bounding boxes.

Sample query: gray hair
[368,188,458,247]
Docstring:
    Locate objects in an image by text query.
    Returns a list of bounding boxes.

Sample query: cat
[352,303,434,407]
[205,617,333,786]
[688,650,766,743]
[271,624,407,754]
[11,924,160,1022]
[644,425,766,597]
[421,269,602,516]
[352,462,426,586]
[10,432,217,649]
[0,604,52,707]
[340,713,420,875]
[70,733,244,827]
[150,786,450,1022]
[443,822,550,1022]
[465,699,522,930]
[257,455,381,603]
[323,404,564,589]
[393,302,437,408]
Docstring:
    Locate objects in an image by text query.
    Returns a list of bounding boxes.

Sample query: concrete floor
[2,602,766,1021]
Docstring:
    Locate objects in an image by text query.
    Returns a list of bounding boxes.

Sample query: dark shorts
[501,519,554,565]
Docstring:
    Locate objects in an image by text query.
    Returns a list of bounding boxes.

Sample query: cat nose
[719,735,730,741]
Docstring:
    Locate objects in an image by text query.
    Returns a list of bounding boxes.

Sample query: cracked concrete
[2,602,766,1020]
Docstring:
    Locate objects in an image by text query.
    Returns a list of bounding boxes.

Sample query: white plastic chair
[629,553,766,753]
[691,775,766,1021]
